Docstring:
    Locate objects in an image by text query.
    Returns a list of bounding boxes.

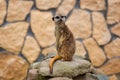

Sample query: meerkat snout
[52,15,66,22]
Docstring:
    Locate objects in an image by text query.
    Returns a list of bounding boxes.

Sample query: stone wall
[0,0,120,80]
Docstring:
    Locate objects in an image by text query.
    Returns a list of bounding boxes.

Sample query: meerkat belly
[59,34,65,46]
[59,34,75,59]
[57,29,66,46]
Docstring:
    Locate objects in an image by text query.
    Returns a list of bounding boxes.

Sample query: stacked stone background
[0,0,120,80]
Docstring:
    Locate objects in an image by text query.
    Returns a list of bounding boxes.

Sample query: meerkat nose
[60,19,62,21]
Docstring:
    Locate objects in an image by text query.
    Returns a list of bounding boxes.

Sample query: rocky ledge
[27,56,108,80]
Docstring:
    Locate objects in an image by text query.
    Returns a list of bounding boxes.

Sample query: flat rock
[42,46,57,56]
[98,58,120,75]
[56,0,76,15]
[83,38,106,67]
[92,12,111,45]
[0,52,29,80]
[109,75,118,80]
[27,69,39,80]
[111,23,120,37]
[36,0,61,10]
[29,60,108,80]
[49,77,73,80]
[107,0,120,24]
[7,0,33,22]
[0,22,29,54]
[75,41,86,57]
[22,36,41,64]
[104,38,120,59]
[80,0,106,11]
[66,9,92,39]
[37,56,91,77]
[31,10,55,47]
[0,0,6,25]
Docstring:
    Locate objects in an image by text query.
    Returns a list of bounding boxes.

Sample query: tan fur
[49,15,76,74]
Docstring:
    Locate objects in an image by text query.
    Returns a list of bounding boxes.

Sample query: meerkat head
[52,15,66,23]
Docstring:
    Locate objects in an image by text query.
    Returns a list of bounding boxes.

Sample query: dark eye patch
[55,16,60,19]
[52,17,54,21]
[61,16,66,18]
[61,16,64,18]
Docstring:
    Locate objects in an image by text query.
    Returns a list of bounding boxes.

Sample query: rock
[80,0,106,11]
[33,56,91,77]
[7,0,33,22]
[109,75,118,80]
[74,73,108,80]
[31,10,55,47]
[42,46,57,56]
[49,77,73,80]
[107,0,120,24]
[83,38,106,67]
[116,73,120,80]
[27,69,39,80]
[27,70,107,80]
[104,38,120,58]
[98,58,120,75]
[0,0,6,25]
[66,9,92,39]
[22,36,41,64]
[56,0,76,15]
[0,22,29,54]
[111,23,120,37]
[85,73,108,80]
[36,0,61,10]
[75,41,86,57]
[92,12,111,45]
[93,75,109,80]
[90,67,103,75]
[0,52,29,80]
[28,58,109,80]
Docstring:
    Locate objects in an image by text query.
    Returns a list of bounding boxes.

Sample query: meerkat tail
[49,55,62,74]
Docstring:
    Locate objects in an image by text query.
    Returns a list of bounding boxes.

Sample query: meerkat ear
[52,17,54,21]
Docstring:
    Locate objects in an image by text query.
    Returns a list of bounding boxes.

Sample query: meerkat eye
[61,16,66,19]
[61,16,64,18]
[52,17,54,21]
[55,16,60,19]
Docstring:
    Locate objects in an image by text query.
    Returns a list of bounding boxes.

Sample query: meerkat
[49,15,76,74]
